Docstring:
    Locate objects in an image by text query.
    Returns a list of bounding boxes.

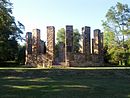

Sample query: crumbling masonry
[25,25,104,67]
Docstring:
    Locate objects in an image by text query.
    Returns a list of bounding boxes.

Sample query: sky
[11,0,130,42]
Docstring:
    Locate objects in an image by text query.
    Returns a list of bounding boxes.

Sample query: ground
[0,67,130,98]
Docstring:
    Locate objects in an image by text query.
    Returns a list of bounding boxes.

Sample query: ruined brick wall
[58,42,65,62]
[37,54,47,67]
[25,29,47,67]
[70,53,85,67]
[25,26,104,67]
[25,27,55,67]
[73,53,85,63]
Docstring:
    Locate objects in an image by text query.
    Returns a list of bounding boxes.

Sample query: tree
[56,28,81,53]
[56,28,65,43]
[102,2,130,65]
[17,44,26,65]
[103,2,130,44]
[0,0,24,62]
[73,29,81,53]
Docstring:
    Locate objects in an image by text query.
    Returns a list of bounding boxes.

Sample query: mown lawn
[0,68,130,98]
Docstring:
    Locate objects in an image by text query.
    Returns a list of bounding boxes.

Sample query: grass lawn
[0,68,130,98]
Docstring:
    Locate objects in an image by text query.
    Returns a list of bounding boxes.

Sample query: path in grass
[0,68,130,98]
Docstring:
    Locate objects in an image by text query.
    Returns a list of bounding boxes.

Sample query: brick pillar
[94,29,101,54]
[47,26,55,65]
[100,32,104,63]
[26,32,32,54]
[25,32,32,65]
[82,26,91,60]
[93,29,102,63]
[92,38,94,55]
[65,25,73,66]
[32,29,41,66]
[32,29,40,53]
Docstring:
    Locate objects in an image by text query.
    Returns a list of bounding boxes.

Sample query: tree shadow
[0,69,130,98]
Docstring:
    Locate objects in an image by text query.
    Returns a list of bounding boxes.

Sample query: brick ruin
[81,26,91,61]
[25,29,46,67]
[92,29,104,63]
[25,25,104,67]
[65,25,73,66]
[46,26,55,66]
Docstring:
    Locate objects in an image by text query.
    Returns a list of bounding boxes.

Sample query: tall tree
[0,0,24,62]
[102,2,130,45]
[102,2,130,65]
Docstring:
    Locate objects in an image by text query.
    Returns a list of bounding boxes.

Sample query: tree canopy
[0,0,24,62]
[103,2,130,44]
[102,2,130,65]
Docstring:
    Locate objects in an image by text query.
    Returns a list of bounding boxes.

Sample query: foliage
[0,0,24,62]
[102,2,130,43]
[56,28,81,53]
[55,43,59,58]
[73,29,81,53]
[56,28,65,44]
[17,44,26,65]
[108,46,123,63]
[102,2,130,65]
[103,31,115,47]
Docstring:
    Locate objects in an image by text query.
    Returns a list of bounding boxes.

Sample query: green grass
[0,68,130,98]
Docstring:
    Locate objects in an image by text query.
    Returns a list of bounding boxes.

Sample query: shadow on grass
[0,69,130,98]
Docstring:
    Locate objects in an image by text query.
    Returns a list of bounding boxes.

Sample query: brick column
[82,26,91,60]
[25,32,32,65]
[32,29,41,66]
[100,32,104,63]
[47,26,55,65]
[94,29,101,54]
[65,25,73,66]
[93,29,103,63]
[32,29,40,53]
[92,38,94,55]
